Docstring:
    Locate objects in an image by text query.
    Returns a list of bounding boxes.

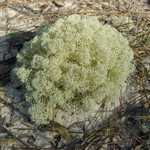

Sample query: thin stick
[0,123,29,148]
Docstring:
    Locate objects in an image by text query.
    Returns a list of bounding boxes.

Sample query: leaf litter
[0,0,149,149]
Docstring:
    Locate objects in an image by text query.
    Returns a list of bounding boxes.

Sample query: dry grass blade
[0,138,16,146]
[123,124,149,147]
[0,0,149,149]
[136,115,150,119]
[0,123,29,148]
[102,138,134,145]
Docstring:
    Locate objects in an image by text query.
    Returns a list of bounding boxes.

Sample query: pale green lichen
[12,14,134,124]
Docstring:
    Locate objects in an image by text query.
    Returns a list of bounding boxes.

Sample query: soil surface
[0,0,149,149]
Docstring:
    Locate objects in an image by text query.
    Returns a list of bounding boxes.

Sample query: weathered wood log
[0,31,35,85]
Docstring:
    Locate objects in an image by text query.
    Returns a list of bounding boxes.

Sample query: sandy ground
[0,0,149,149]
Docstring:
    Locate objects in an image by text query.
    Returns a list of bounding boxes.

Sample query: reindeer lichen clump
[12,15,134,124]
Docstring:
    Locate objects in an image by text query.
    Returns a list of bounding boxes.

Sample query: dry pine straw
[0,0,149,149]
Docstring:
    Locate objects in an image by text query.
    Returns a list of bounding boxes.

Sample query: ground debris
[0,88,10,103]
[0,0,149,149]
[50,120,73,142]
[0,137,16,146]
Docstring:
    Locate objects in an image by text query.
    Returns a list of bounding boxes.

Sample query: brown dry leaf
[0,89,10,102]
[0,138,16,146]
[0,3,7,8]
[134,48,139,60]
[50,120,73,141]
